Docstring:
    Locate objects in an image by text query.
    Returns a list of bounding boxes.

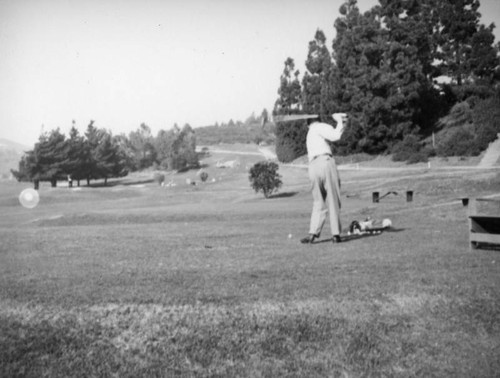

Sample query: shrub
[436,101,473,130]
[153,172,165,186]
[275,120,308,163]
[199,171,209,182]
[391,135,421,162]
[249,161,282,198]
[433,96,500,157]
[436,126,478,156]
[407,151,429,164]
[472,96,500,151]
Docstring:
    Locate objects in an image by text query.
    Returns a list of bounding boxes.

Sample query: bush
[249,161,282,198]
[391,135,422,162]
[435,126,478,156]
[433,96,500,157]
[275,120,308,163]
[199,171,209,182]
[407,151,429,164]
[472,96,500,150]
[153,172,165,186]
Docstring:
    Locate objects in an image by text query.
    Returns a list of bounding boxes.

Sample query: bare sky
[1,0,499,146]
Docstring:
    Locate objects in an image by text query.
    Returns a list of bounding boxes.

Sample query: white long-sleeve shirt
[306,120,345,162]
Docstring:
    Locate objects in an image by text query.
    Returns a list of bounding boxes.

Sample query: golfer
[301,113,347,244]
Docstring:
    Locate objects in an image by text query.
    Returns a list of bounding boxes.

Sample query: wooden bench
[469,198,500,250]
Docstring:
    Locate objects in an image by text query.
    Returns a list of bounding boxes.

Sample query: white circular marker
[19,188,40,209]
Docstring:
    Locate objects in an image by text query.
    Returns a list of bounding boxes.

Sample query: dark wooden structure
[469,198,500,250]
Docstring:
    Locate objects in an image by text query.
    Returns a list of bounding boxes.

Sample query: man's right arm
[318,114,347,142]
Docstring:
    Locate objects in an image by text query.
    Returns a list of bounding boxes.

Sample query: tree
[154,128,176,169]
[274,58,307,162]
[179,124,198,168]
[154,124,199,171]
[129,123,157,170]
[66,123,87,186]
[93,132,128,185]
[248,161,282,198]
[303,29,335,118]
[436,0,480,86]
[34,129,69,187]
[274,57,302,114]
[83,121,103,185]
[469,24,500,83]
[332,1,396,153]
[12,129,69,187]
[260,108,269,126]
[11,150,37,184]
[82,121,128,185]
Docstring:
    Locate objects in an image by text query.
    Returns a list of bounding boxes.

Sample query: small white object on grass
[382,218,392,228]
[288,233,292,239]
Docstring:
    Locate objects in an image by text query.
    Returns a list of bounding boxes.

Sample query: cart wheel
[471,242,479,249]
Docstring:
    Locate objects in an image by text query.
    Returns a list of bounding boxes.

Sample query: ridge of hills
[0,138,31,179]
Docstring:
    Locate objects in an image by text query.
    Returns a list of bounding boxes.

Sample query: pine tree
[83,121,102,185]
[34,129,69,187]
[274,57,302,114]
[469,23,500,83]
[93,132,128,185]
[303,29,336,118]
[435,0,498,87]
[332,1,394,152]
[274,58,307,162]
[67,123,87,186]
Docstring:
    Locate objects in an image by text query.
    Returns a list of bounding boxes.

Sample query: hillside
[0,138,30,179]
[194,122,275,145]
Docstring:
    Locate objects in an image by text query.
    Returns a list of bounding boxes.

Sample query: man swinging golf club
[300,113,348,244]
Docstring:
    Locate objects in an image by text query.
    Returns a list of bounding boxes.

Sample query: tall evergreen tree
[34,129,69,187]
[93,131,128,185]
[67,123,87,186]
[469,23,500,83]
[274,57,303,114]
[303,29,336,118]
[83,121,102,185]
[434,0,498,87]
[274,58,307,162]
[332,1,395,152]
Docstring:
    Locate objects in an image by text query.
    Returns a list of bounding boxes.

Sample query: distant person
[67,175,73,188]
[301,113,347,245]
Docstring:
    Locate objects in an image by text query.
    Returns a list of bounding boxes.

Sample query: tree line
[12,121,198,187]
[194,109,275,145]
[274,0,500,162]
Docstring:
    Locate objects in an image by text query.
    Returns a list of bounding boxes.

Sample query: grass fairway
[1,154,500,377]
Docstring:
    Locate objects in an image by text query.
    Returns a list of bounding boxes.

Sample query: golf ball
[288,233,292,239]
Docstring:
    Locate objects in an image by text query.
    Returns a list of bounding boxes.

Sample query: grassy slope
[1,149,500,377]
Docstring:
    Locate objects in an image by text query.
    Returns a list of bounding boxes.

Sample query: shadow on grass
[88,179,155,188]
[268,191,299,199]
[314,228,406,244]
[472,243,500,252]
